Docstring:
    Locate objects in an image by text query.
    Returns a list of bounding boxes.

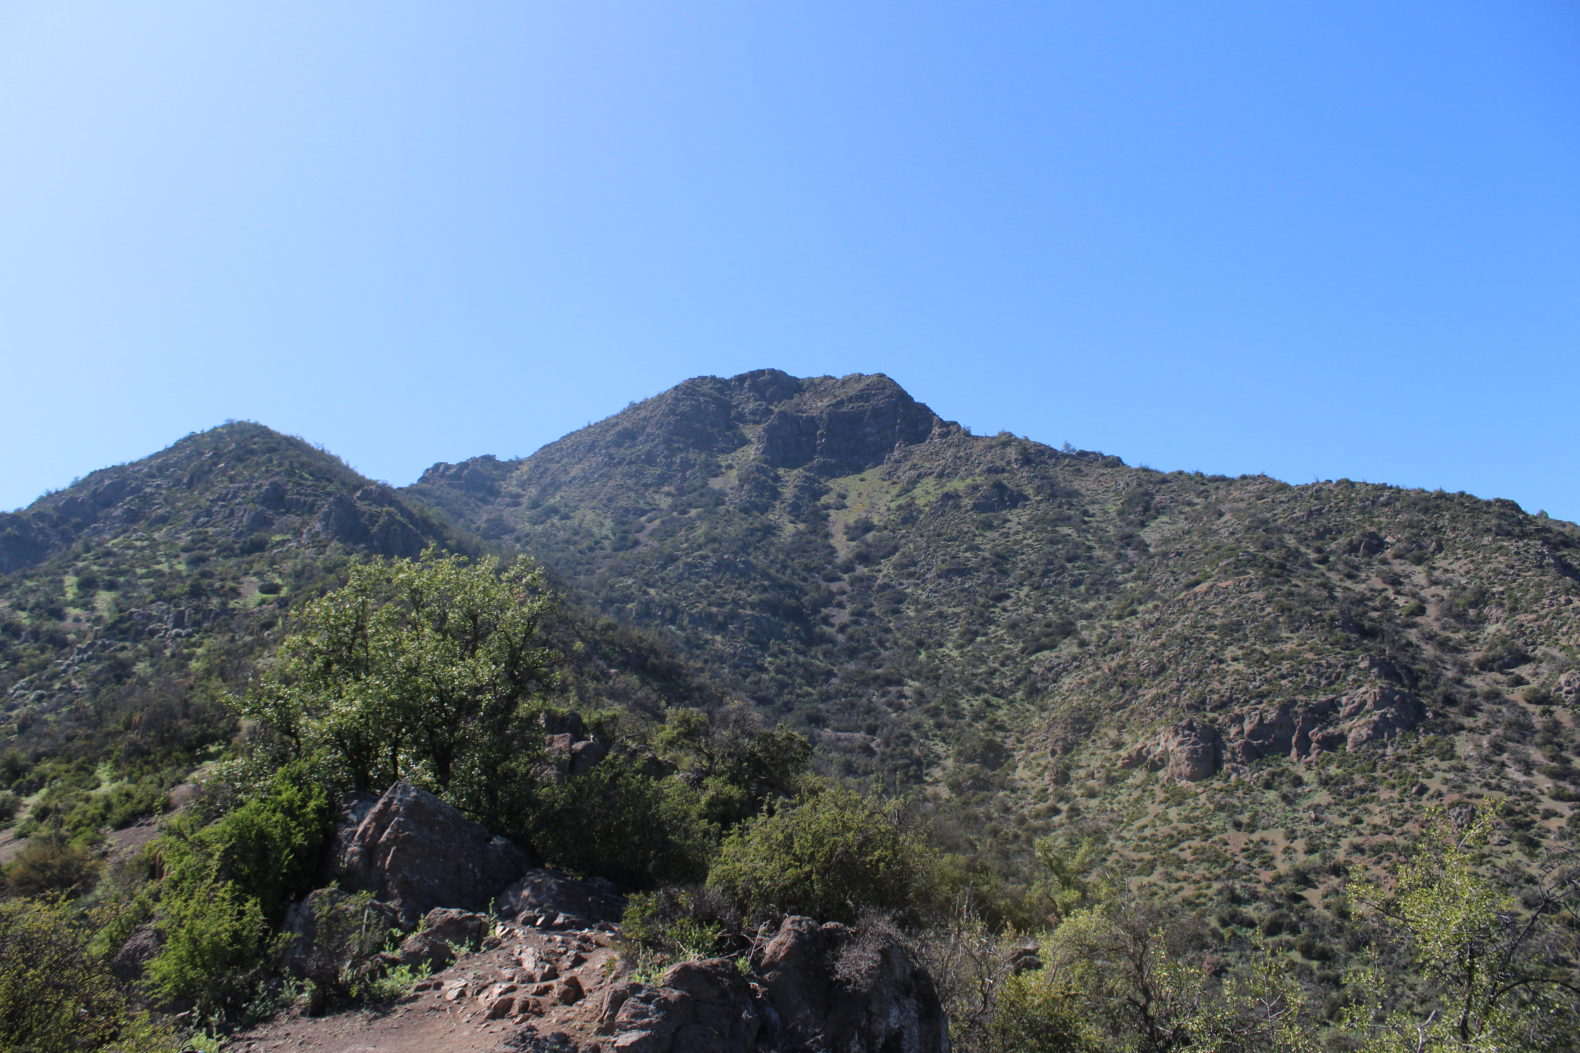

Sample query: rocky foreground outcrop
[603,916,947,1053]
[335,781,534,925]
[248,780,949,1053]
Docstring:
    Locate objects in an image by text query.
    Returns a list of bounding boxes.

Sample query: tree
[1346,802,1580,1051]
[238,549,556,825]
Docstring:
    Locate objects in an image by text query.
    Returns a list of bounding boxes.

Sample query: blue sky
[3,2,1577,521]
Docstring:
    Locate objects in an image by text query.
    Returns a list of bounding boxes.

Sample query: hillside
[410,370,1580,913]
[0,422,730,852]
[3,379,1579,1049]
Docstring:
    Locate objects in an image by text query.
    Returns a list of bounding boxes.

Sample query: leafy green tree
[654,706,812,829]
[707,786,932,923]
[238,549,557,825]
[1345,803,1580,1051]
[530,754,717,888]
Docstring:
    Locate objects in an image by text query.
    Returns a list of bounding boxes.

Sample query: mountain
[410,369,1580,908]
[4,373,1579,1005]
[0,422,723,781]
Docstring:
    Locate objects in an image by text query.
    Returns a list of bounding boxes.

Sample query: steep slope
[411,370,1580,910]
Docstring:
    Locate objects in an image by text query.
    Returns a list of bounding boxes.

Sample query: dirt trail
[231,921,627,1053]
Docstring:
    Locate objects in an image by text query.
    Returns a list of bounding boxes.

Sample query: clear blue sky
[3,2,1577,521]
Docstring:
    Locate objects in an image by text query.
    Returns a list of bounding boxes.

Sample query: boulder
[393,908,491,971]
[753,916,949,1053]
[1557,670,1580,707]
[1340,683,1425,750]
[607,961,760,1053]
[109,923,162,982]
[598,916,946,1052]
[334,781,531,925]
[1158,720,1223,782]
[497,868,625,929]
[281,887,401,989]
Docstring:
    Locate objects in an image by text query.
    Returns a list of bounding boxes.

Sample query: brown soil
[230,921,630,1053]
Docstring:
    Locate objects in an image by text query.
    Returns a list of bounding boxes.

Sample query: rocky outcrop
[753,373,942,472]
[497,868,625,930]
[282,887,402,988]
[1124,719,1224,782]
[594,916,947,1053]
[603,960,761,1052]
[1126,656,1428,780]
[752,915,948,1053]
[334,781,531,925]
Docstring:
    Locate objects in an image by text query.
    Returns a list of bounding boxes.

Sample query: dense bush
[531,755,716,888]
[0,896,175,1052]
[707,786,932,923]
[3,833,101,898]
[146,766,331,1014]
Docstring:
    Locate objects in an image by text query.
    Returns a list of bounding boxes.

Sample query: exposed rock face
[1163,720,1224,781]
[314,490,428,557]
[1123,719,1224,782]
[497,868,626,929]
[595,916,947,1052]
[755,374,941,472]
[334,781,531,925]
[1126,656,1427,780]
[416,455,508,499]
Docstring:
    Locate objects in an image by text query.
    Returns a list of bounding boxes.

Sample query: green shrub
[621,885,741,960]
[0,896,176,1052]
[146,764,332,1015]
[145,879,275,1016]
[3,833,102,898]
[984,968,1093,1053]
[707,787,933,923]
[157,764,331,924]
[531,756,716,888]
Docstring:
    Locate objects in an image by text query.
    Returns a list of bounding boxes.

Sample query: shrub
[531,756,716,888]
[621,885,742,960]
[145,879,275,1016]
[0,896,176,1052]
[3,834,102,898]
[984,967,1093,1053]
[707,787,933,923]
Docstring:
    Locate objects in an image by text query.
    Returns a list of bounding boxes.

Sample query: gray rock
[334,781,531,925]
[282,887,401,988]
[394,908,490,970]
[753,916,949,1053]
[497,868,625,928]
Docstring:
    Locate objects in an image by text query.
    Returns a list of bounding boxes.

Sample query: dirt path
[231,922,628,1053]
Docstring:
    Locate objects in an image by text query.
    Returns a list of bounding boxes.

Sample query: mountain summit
[412,370,1580,901]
